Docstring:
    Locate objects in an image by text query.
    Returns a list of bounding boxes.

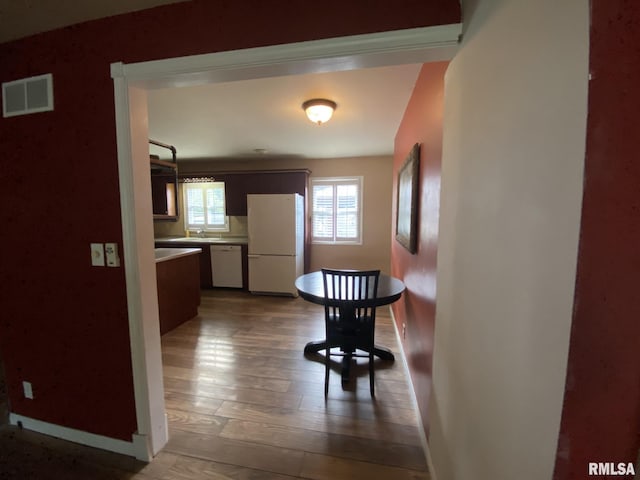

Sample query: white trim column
[112,69,167,460]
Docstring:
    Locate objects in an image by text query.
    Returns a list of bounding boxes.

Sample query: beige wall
[156,155,393,274]
[306,156,393,274]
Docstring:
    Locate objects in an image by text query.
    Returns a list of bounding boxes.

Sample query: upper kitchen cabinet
[224,173,250,216]
[150,140,179,221]
[151,158,178,219]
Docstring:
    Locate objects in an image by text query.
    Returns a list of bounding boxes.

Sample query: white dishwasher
[210,245,243,288]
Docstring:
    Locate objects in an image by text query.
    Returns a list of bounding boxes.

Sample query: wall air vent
[2,73,53,118]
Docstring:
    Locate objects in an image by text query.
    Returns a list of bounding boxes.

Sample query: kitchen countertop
[155,236,248,245]
[155,247,202,263]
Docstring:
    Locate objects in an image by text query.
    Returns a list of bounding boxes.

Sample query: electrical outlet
[90,243,105,267]
[22,381,34,399]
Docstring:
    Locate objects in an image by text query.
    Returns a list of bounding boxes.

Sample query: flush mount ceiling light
[302,98,337,125]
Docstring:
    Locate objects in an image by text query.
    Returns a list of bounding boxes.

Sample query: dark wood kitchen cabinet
[156,250,201,335]
[224,174,250,216]
[151,172,177,217]
[154,241,213,288]
[150,154,178,221]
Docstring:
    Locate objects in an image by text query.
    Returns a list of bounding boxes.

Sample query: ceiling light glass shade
[302,99,337,125]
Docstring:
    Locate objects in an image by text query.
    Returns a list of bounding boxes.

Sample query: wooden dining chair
[321,268,380,396]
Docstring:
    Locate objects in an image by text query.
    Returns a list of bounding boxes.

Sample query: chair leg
[325,346,330,397]
[369,350,375,397]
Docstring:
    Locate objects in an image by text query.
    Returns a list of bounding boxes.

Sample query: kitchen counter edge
[155,247,202,263]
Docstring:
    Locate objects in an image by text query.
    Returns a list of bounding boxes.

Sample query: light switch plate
[90,243,105,266]
[105,242,120,267]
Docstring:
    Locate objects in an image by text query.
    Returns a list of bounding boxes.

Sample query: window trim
[182,181,229,232]
[311,176,363,245]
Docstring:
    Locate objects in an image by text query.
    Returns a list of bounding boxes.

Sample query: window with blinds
[183,182,229,231]
[311,177,363,244]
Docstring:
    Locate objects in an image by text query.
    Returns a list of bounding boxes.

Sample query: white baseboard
[9,413,150,461]
[388,306,438,480]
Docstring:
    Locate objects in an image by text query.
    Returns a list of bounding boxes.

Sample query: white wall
[429,1,589,479]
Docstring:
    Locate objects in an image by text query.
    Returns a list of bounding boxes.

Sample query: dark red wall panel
[554,1,640,477]
[0,0,460,443]
[391,62,448,435]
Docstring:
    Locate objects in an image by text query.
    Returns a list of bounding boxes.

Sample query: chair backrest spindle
[321,268,380,321]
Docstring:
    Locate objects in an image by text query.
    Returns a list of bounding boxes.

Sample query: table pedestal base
[304,340,395,362]
[341,355,352,384]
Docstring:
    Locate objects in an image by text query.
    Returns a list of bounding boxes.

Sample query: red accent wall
[0,1,460,442]
[391,62,448,434]
[554,1,640,476]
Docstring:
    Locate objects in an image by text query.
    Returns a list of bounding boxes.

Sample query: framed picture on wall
[395,143,420,254]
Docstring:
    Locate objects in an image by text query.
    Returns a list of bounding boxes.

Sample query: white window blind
[311,177,362,244]
[183,182,228,231]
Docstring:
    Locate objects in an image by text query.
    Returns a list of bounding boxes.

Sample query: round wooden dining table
[295,271,406,362]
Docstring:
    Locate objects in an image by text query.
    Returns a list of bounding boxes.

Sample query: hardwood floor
[0,290,429,479]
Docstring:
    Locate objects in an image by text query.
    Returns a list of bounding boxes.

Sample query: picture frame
[395,143,420,254]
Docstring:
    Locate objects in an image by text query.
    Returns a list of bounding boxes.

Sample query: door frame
[111,23,461,460]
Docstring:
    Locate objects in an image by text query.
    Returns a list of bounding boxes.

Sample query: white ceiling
[147,63,422,161]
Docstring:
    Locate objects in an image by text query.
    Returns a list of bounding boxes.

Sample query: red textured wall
[391,62,448,434]
[0,1,460,442]
[554,1,640,477]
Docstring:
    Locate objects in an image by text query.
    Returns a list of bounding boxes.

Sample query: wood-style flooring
[0,289,428,479]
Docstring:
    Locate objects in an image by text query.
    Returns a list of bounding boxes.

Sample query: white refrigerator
[247,193,304,296]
